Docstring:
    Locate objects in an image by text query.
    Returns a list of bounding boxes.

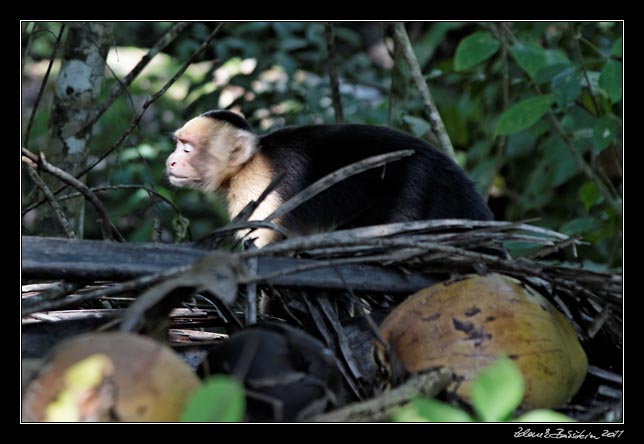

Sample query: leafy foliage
[22,22,621,268]
[180,376,245,422]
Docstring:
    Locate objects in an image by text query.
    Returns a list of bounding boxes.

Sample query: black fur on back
[257,124,494,235]
[202,110,253,132]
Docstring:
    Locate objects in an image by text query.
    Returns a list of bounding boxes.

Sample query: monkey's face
[166,116,257,193]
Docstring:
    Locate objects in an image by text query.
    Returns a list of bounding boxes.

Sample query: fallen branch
[309,368,453,422]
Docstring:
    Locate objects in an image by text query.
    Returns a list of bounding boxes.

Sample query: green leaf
[544,49,571,65]
[560,217,603,236]
[506,132,537,159]
[471,358,524,422]
[181,376,245,422]
[280,37,309,52]
[415,22,465,67]
[599,59,622,103]
[579,181,602,210]
[551,67,582,109]
[593,115,618,153]
[334,27,362,46]
[393,398,473,422]
[511,42,547,79]
[392,404,430,422]
[534,63,574,84]
[611,37,622,57]
[542,135,579,187]
[454,31,500,71]
[514,409,576,422]
[495,95,554,136]
[402,115,432,138]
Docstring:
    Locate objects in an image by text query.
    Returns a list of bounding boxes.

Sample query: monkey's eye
[182,143,194,154]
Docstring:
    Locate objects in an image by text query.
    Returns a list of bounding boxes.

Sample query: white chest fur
[226,154,283,247]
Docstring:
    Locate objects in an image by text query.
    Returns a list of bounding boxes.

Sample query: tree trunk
[32,22,112,238]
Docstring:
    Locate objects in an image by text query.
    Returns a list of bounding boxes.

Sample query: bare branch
[22,281,84,310]
[310,368,452,422]
[24,162,76,238]
[573,24,600,116]
[21,263,191,316]
[83,22,191,132]
[325,22,344,123]
[76,23,225,183]
[23,184,182,217]
[392,22,456,159]
[22,148,123,241]
[23,23,66,149]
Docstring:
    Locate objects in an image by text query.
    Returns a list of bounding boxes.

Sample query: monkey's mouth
[168,173,192,184]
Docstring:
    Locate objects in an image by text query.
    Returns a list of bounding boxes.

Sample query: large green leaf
[593,115,618,153]
[551,67,582,108]
[579,181,603,210]
[514,409,575,422]
[542,135,579,187]
[454,31,500,71]
[544,49,571,65]
[599,59,622,103]
[495,95,554,136]
[471,358,524,422]
[534,62,574,84]
[393,398,473,422]
[511,42,547,79]
[180,376,245,422]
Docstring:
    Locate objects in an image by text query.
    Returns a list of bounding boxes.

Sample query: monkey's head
[166,110,258,192]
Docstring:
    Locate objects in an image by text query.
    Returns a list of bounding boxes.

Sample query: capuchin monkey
[166,110,494,248]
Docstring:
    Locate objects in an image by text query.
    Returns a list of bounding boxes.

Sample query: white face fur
[166,116,258,193]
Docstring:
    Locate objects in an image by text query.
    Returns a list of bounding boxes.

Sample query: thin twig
[544,111,621,213]
[24,23,66,149]
[392,22,456,159]
[22,263,191,316]
[21,22,35,73]
[77,23,224,183]
[573,24,600,116]
[22,148,123,241]
[24,184,182,217]
[310,368,453,422]
[263,149,415,223]
[486,22,510,198]
[24,162,76,238]
[325,22,343,123]
[231,173,285,224]
[83,22,191,132]
[243,219,568,258]
[21,281,84,310]
[245,243,259,326]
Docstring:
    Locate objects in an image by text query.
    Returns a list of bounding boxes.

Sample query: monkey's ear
[228,130,257,166]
